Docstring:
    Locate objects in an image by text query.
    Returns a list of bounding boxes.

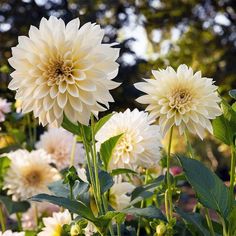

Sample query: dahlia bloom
[8,16,120,126]
[109,182,135,210]
[36,127,85,170]
[38,210,71,236]
[0,98,11,122]
[95,109,162,171]
[0,231,24,236]
[134,64,222,139]
[3,149,60,201]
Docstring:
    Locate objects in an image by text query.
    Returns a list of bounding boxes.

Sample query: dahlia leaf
[94,113,113,134]
[178,156,231,218]
[99,170,114,194]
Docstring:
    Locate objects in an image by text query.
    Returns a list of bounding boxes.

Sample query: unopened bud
[156,222,166,236]
[70,224,80,236]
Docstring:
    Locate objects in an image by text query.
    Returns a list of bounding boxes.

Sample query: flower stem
[218,214,228,236]
[205,209,215,236]
[0,204,6,232]
[70,135,77,167]
[166,127,174,221]
[16,212,22,231]
[137,169,149,236]
[117,223,121,236]
[229,144,235,204]
[184,131,194,159]
[90,114,102,212]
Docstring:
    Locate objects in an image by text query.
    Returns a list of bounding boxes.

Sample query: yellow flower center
[114,133,133,157]
[169,88,192,114]
[52,224,62,236]
[23,168,43,186]
[46,57,74,86]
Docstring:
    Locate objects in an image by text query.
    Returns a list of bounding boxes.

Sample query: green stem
[34,204,39,227]
[184,131,194,159]
[102,195,114,236]
[90,114,102,211]
[80,125,101,215]
[26,114,33,147]
[69,185,74,220]
[137,169,149,236]
[117,223,121,236]
[166,127,174,221]
[205,209,215,236]
[0,205,6,232]
[70,135,77,167]
[218,214,228,236]
[229,144,235,205]
[16,212,22,231]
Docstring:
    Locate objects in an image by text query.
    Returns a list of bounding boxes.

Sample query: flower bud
[70,224,81,236]
[156,222,166,236]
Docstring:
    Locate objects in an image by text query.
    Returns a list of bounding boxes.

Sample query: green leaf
[111,168,138,176]
[229,89,236,99]
[94,113,113,134]
[178,156,231,218]
[175,207,211,236]
[48,180,69,198]
[99,170,114,194]
[95,211,125,228]
[62,115,81,136]
[0,156,11,188]
[31,194,96,222]
[227,206,236,235]
[122,206,166,220]
[100,134,123,170]
[212,101,236,145]
[0,195,30,215]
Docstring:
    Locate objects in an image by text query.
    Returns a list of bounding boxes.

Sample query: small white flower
[36,127,85,170]
[109,182,135,210]
[38,210,71,236]
[0,231,24,236]
[134,64,222,139]
[8,16,120,127]
[0,98,11,122]
[3,149,60,201]
[95,109,162,171]
[84,221,97,236]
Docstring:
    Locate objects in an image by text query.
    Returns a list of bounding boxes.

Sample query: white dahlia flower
[0,231,24,236]
[3,149,60,201]
[36,127,85,170]
[38,210,71,236]
[0,98,11,122]
[8,16,120,126]
[134,64,222,139]
[95,109,162,171]
[109,182,135,210]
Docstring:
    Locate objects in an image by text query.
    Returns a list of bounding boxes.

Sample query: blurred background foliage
[0,0,235,179]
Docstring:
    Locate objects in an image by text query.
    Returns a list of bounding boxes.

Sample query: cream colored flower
[3,149,60,201]
[95,109,162,171]
[8,16,120,127]
[84,222,97,236]
[0,231,24,236]
[0,97,11,122]
[109,182,135,210]
[38,210,71,236]
[36,127,85,170]
[134,64,222,139]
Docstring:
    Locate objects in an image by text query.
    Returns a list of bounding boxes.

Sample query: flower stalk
[0,204,6,232]
[230,144,236,205]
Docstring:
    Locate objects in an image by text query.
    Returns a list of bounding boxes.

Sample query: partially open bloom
[8,16,120,126]
[96,109,162,171]
[84,222,97,236]
[134,64,222,139]
[0,231,24,236]
[109,182,135,210]
[3,149,60,201]
[0,98,11,122]
[38,210,71,236]
[36,127,85,170]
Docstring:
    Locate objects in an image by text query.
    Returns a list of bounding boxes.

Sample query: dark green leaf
[111,168,138,176]
[94,113,113,134]
[62,115,81,136]
[99,170,114,194]
[0,195,30,215]
[122,206,166,220]
[175,207,211,236]
[31,194,96,222]
[48,180,69,198]
[73,180,90,199]
[100,134,123,170]
[178,156,231,218]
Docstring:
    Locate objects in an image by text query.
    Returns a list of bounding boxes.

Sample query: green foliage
[0,156,11,189]
[94,113,113,134]
[212,101,236,145]
[111,168,138,176]
[229,89,236,100]
[100,133,123,170]
[177,156,231,218]
[0,195,30,215]
[98,170,114,194]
